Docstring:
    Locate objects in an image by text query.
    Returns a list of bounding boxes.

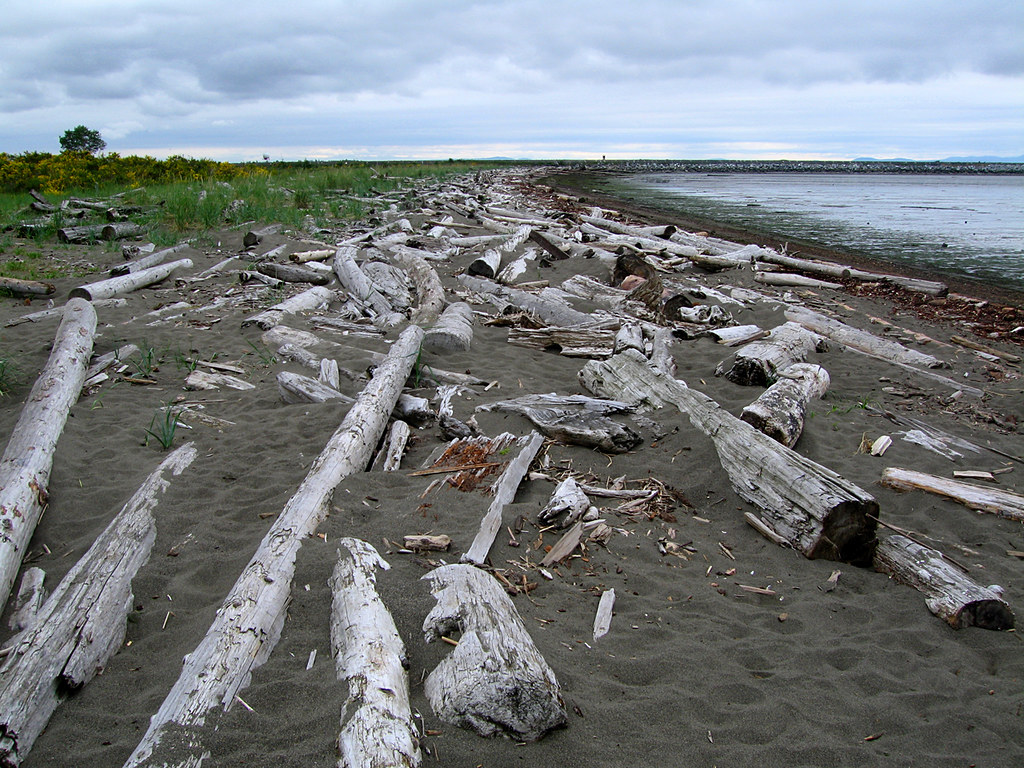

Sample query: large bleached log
[580,350,878,564]
[467,248,503,279]
[581,215,698,259]
[462,432,545,566]
[458,275,594,327]
[241,285,335,330]
[4,298,125,328]
[785,306,945,369]
[277,371,353,405]
[372,420,412,472]
[333,246,397,319]
[0,443,197,767]
[330,538,421,768]
[362,260,413,312]
[257,261,331,286]
[715,321,826,386]
[111,242,191,276]
[0,277,55,298]
[754,271,843,290]
[7,567,46,633]
[123,325,425,768]
[477,394,641,453]
[69,258,193,300]
[423,301,474,353]
[0,298,96,612]
[422,564,567,740]
[879,468,1024,522]
[757,250,948,297]
[507,327,617,358]
[56,224,107,244]
[387,246,446,325]
[874,535,1014,630]
[740,363,830,447]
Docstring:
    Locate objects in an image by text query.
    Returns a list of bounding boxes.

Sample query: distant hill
[855,154,1024,163]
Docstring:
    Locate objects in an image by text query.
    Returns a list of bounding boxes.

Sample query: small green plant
[0,356,15,396]
[144,406,180,450]
[130,344,159,378]
[244,339,277,367]
[173,346,198,372]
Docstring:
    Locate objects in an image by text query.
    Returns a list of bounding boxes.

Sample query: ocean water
[605,172,1024,292]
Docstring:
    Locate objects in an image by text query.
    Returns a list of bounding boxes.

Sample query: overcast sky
[1,0,1021,161]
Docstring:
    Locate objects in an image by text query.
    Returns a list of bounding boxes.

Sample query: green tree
[59,125,106,155]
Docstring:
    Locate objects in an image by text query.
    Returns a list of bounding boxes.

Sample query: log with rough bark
[69,259,193,301]
[288,248,334,264]
[740,363,831,447]
[241,285,335,330]
[0,277,55,298]
[330,538,421,768]
[785,306,945,369]
[423,302,474,353]
[422,564,567,740]
[580,350,878,564]
[257,261,331,286]
[507,327,617,358]
[874,535,1014,630]
[715,321,826,386]
[122,325,425,768]
[476,394,641,453]
[462,432,545,566]
[0,443,197,767]
[879,468,1024,521]
[100,222,145,241]
[111,242,191,277]
[0,299,96,612]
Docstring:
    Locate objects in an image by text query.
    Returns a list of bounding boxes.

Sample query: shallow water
[606,172,1024,291]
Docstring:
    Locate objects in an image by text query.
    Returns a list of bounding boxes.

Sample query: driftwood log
[387,246,446,325]
[581,349,878,564]
[69,259,193,300]
[458,275,594,327]
[330,538,421,768]
[740,363,831,447]
[0,277,55,298]
[874,535,1014,630]
[423,301,474,353]
[715,321,826,386]
[123,325,425,768]
[257,261,331,286]
[422,564,567,740]
[538,476,593,528]
[241,285,335,330]
[880,468,1024,521]
[112,242,191,277]
[507,327,617,358]
[0,443,197,767]
[0,299,97,612]
[758,250,948,297]
[753,271,843,290]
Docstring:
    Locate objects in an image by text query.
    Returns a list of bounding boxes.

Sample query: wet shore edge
[543,170,1024,309]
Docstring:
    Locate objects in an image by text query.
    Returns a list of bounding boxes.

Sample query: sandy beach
[1,167,1022,768]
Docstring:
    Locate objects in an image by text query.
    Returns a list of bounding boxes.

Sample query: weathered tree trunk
[874,535,1014,630]
[243,224,280,248]
[580,350,878,564]
[507,327,616,358]
[421,564,567,740]
[715,321,825,386]
[707,325,769,347]
[100,222,145,241]
[111,242,191,277]
[538,477,592,528]
[241,285,335,330]
[740,363,830,447]
[387,247,446,325]
[458,275,594,327]
[0,299,96,612]
[372,420,411,472]
[785,306,945,369]
[757,250,948,297]
[462,432,545,566]
[467,248,503,279]
[257,261,331,286]
[330,538,421,768]
[332,246,396,319]
[880,468,1024,521]
[0,277,54,298]
[123,325,425,768]
[69,259,193,300]
[423,302,474,353]
[277,371,353,405]
[754,271,842,290]
[0,443,197,767]
[56,224,106,244]
[7,567,46,633]
[288,248,334,264]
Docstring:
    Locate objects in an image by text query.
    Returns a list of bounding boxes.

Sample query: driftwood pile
[0,168,1019,766]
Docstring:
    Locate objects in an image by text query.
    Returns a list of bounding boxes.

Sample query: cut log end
[809,500,879,566]
[956,598,1015,631]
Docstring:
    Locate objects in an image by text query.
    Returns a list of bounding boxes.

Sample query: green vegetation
[144,405,180,450]
[59,126,106,155]
[0,356,15,397]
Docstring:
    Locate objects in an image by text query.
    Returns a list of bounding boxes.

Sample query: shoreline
[545,170,1024,311]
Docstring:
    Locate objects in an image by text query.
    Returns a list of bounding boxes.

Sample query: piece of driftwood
[758,250,949,297]
[581,350,878,564]
[69,259,193,300]
[239,269,284,289]
[4,299,125,328]
[373,420,411,472]
[330,538,421,768]
[404,534,451,552]
[707,325,769,346]
[476,394,641,453]
[241,285,335,330]
[468,248,503,279]
[614,322,645,354]
[243,223,280,247]
[593,589,616,640]
[0,299,96,612]
[184,370,255,391]
[754,271,843,290]
[111,242,191,277]
[422,564,566,740]
[56,224,107,243]
[716,321,826,386]
[541,521,584,566]
[257,261,331,286]
[538,477,592,528]
[423,302,474,353]
[277,371,353,405]
[785,306,945,369]
[332,246,397,320]
[288,248,334,263]
[7,568,46,633]
[123,326,425,768]
[99,222,144,241]
[507,327,616,358]
[0,277,55,298]
[458,275,594,327]
[462,432,545,566]
[0,444,197,767]
[362,260,413,312]
[387,246,446,325]
[740,363,830,447]
[874,535,1014,630]
[950,335,1021,365]
[880,468,1024,522]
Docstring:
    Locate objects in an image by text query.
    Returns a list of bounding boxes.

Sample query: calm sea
[605,172,1024,292]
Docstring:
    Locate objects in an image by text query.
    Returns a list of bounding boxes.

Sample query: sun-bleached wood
[0,443,197,767]
[581,350,878,564]
[462,432,545,566]
[754,271,843,290]
[423,301,474,353]
[241,285,335,329]
[758,249,948,297]
[0,277,54,297]
[593,589,616,640]
[111,242,191,277]
[880,467,1024,521]
[740,363,831,447]
[69,259,193,300]
[458,275,594,327]
[330,538,421,768]
[716,321,825,386]
[507,327,617,358]
[7,567,46,633]
[0,299,96,612]
[422,564,567,740]
[257,261,330,286]
[538,476,592,528]
[123,325,424,768]
[874,535,1014,630]
[372,420,412,472]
